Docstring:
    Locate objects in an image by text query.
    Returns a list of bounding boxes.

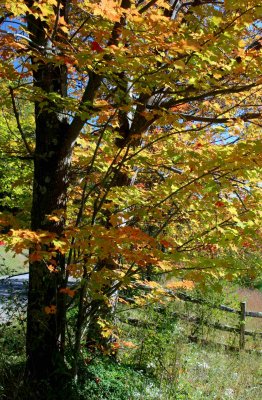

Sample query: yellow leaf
[174,60,185,70]
[213,72,222,79]
[238,39,246,48]
[166,280,194,290]
[158,260,172,271]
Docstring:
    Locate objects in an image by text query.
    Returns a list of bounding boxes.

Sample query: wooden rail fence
[175,294,262,350]
[121,286,262,351]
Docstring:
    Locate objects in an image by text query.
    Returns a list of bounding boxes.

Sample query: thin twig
[69,15,91,42]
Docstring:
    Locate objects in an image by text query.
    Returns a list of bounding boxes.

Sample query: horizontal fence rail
[133,284,262,318]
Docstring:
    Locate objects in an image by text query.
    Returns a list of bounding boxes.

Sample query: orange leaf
[121,340,137,348]
[166,280,194,290]
[60,287,76,297]
[44,305,57,314]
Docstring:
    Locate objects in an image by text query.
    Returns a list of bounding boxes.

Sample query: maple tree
[0,0,261,390]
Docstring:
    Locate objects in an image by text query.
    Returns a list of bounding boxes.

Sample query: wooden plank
[218,304,239,314]
[239,302,246,350]
[245,310,262,318]
[244,329,262,338]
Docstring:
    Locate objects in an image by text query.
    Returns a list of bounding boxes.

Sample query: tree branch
[9,87,34,157]
[51,0,62,42]
[179,112,261,124]
[0,12,13,25]
[157,83,260,110]
[138,0,159,14]
[66,71,102,145]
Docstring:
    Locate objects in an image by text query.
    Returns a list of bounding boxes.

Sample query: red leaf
[195,142,203,149]
[160,240,172,248]
[91,41,103,53]
[215,201,225,207]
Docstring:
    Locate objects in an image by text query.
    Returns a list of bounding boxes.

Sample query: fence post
[239,302,246,350]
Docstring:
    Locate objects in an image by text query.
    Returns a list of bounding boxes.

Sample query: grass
[0,284,261,399]
[118,301,262,399]
[173,344,262,400]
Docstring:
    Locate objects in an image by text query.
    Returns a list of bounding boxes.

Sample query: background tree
[0,0,261,390]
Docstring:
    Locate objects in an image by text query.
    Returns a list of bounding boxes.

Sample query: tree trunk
[25,1,72,383]
[26,110,72,380]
